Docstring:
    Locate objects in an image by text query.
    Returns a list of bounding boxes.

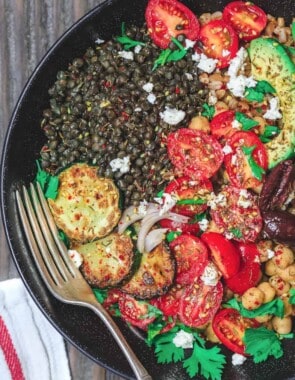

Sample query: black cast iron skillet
[1,1,295,379]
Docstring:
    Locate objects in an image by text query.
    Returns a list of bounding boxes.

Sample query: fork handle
[84,300,153,380]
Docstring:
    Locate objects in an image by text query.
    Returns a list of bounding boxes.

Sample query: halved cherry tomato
[167,128,224,180]
[164,176,212,217]
[150,285,184,316]
[201,232,240,279]
[210,110,237,140]
[103,288,123,315]
[210,185,263,242]
[179,279,223,327]
[225,242,262,295]
[198,19,239,68]
[223,1,267,41]
[159,217,200,235]
[145,0,200,49]
[224,131,268,189]
[169,234,208,285]
[118,293,156,330]
[212,308,259,355]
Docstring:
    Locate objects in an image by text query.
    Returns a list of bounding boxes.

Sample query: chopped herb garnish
[259,125,280,143]
[225,297,285,318]
[115,22,145,50]
[228,227,243,239]
[289,288,295,304]
[245,80,276,103]
[139,302,163,320]
[241,145,265,181]
[235,112,259,131]
[153,37,187,70]
[244,327,283,363]
[35,160,59,200]
[58,230,70,248]
[151,326,226,379]
[292,21,295,40]
[201,103,215,120]
[93,288,109,304]
[176,198,206,206]
[166,231,181,243]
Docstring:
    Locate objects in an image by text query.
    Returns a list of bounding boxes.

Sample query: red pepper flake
[121,111,129,120]
[175,87,180,94]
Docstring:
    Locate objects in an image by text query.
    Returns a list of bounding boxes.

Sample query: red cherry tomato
[164,176,212,217]
[150,285,184,316]
[224,131,268,189]
[159,217,200,235]
[102,288,122,315]
[209,185,263,242]
[201,232,241,279]
[210,110,237,140]
[198,19,239,68]
[167,128,224,180]
[225,242,262,295]
[145,0,200,49]
[169,234,208,285]
[223,1,267,41]
[179,279,223,327]
[118,293,156,330]
[212,308,259,354]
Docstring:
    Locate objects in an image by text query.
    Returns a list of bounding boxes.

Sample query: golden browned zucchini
[121,242,175,299]
[75,232,134,288]
[48,163,121,243]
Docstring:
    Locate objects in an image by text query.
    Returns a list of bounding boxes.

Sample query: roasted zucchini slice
[121,242,175,299]
[75,232,134,288]
[48,163,121,243]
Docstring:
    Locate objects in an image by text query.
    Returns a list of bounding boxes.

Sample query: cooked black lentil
[40,24,208,206]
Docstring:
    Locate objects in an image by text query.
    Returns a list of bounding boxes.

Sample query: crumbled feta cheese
[147,93,156,104]
[237,189,252,208]
[173,330,194,349]
[197,53,218,74]
[227,75,257,97]
[185,39,196,49]
[201,262,220,286]
[267,249,275,259]
[208,90,217,105]
[185,72,193,80]
[227,47,247,77]
[68,250,83,268]
[192,52,201,62]
[154,193,177,215]
[231,154,238,166]
[222,49,230,57]
[95,37,105,44]
[263,97,282,120]
[222,144,233,155]
[118,51,134,60]
[138,200,149,216]
[232,119,241,129]
[142,82,154,93]
[232,353,247,366]
[134,107,142,112]
[198,218,209,232]
[160,107,186,125]
[225,232,234,240]
[134,45,142,54]
[208,192,227,210]
[109,156,130,173]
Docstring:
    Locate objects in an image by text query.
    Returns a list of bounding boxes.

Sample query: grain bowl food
[33,0,295,379]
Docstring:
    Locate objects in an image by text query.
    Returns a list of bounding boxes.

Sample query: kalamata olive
[262,210,295,244]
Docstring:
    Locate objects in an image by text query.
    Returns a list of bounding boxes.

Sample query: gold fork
[15,182,152,380]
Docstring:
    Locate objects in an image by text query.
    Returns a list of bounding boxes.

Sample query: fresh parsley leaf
[255,80,276,94]
[153,328,185,364]
[146,318,170,345]
[259,125,280,143]
[58,230,70,248]
[115,22,145,50]
[228,227,243,239]
[245,80,276,103]
[289,288,295,304]
[166,231,181,243]
[156,189,164,198]
[139,302,163,320]
[225,297,285,318]
[184,332,226,380]
[242,145,265,181]
[201,103,215,120]
[292,22,295,40]
[153,37,187,70]
[153,49,172,70]
[93,288,109,304]
[244,327,283,363]
[235,112,259,131]
[35,160,59,199]
[36,160,50,190]
[191,212,208,223]
[177,198,206,206]
[278,333,294,339]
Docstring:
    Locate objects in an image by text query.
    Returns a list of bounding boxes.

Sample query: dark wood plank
[0,1,124,379]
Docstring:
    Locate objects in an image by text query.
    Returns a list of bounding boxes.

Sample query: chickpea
[265,259,278,276]
[273,244,294,269]
[269,275,290,296]
[214,101,229,115]
[253,116,267,135]
[205,323,220,343]
[188,116,210,133]
[277,264,295,283]
[272,316,292,335]
[257,282,276,303]
[255,314,272,323]
[241,287,265,310]
[256,240,274,263]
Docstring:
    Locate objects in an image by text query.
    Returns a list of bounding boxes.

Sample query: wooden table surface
[0,1,124,379]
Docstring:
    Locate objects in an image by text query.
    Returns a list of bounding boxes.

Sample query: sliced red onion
[145,228,168,253]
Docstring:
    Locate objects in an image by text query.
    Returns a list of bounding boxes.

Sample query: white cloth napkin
[0,278,71,380]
